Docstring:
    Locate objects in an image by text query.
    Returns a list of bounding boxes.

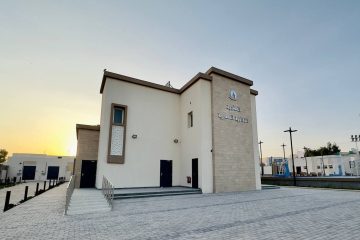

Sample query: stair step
[261,185,280,190]
[66,189,111,215]
[114,190,202,199]
[69,203,110,208]
[68,206,110,211]
[114,189,201,197]
[67,208,111,215]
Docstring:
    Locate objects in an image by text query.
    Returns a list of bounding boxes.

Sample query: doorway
[22,166,36,180]
[192,158,198,188]
[80,160,97,188]
[47,166,59,180]
[160,160,172,187]
[296,166,301,175]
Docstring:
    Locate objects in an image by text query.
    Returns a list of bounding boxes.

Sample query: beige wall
[180,79,213,193]
[96,78,181,189]
[251,95,261,190]
[75,129,100,188]
[211,74,257,192]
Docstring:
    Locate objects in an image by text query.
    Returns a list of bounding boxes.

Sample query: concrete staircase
[66,189,111,215]
[114,187,202,200]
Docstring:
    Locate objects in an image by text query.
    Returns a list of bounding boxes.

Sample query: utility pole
[351,135,360,177]
[259,141,264,176]
[303,146,309,176]
[281,143,286,175]
[281,144,286,162]
[284,127,297,186]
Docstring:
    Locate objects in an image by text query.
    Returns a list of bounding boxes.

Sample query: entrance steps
[114,187,202,200]
[261,184,280,190]
[66,189,111,215]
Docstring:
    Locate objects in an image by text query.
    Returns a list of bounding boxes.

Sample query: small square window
[329,165,333,169]
[113,107,124,124]
[317,166,321,169]
[304,166,307,169]
[188,111,193,128]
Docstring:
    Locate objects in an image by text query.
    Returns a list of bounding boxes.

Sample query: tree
[0,149,8,163]
[304,142,341,157]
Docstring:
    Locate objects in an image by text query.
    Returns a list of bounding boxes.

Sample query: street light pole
[259,141,264,176]
[284,127,297,186]
[303,147,309,176]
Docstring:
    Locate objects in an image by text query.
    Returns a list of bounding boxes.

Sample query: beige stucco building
[76,67,260,193]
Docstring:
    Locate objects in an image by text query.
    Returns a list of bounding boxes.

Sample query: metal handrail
[102,176,114,210]
[64,175,75,215]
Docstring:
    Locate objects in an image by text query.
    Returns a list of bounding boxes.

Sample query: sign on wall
[218,89,249,124]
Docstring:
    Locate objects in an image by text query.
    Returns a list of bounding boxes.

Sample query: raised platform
[262,176,360,190]
[114,186,202,200]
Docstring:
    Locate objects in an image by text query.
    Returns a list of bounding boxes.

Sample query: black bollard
[4,191,11,211]
[43,181,46,191]
[24,186,28,201]
[13,177,16,184]
[35,183,39,195]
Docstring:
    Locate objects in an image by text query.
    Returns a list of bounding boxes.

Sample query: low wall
[261,176,360,190]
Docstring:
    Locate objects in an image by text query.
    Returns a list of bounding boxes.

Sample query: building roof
[76,124,100,139]
[100,67,258,96]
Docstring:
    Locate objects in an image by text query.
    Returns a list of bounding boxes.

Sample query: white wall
[5,154,74,181]
[96,79,181,188]
[180,80,213,193]
[251,95,261,190]
[288,154,360,176]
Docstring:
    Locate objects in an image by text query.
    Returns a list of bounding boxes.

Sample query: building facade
[6,154,74,181]
[74,124,100,188]
[77,67,261,193]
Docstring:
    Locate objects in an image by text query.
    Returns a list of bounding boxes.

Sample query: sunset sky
[1,0,360,158]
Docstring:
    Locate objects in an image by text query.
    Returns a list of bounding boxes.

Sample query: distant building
[287,152,360,176]
[5,154,74,181]
[0,164,8,181]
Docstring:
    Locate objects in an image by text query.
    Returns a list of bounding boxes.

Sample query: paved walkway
[1,186,360,239]
[0,181,44,208]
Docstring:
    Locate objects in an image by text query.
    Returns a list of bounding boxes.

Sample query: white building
[287,153,360,176]
[76,67,261,193]
[5,154,74,181]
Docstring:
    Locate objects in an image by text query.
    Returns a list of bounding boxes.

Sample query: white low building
[5,154,74,181]
[266,153,360,176]
[76,67,261,193]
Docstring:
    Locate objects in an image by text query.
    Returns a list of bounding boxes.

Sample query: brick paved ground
[0,181,44,208]
[1,185,360,240]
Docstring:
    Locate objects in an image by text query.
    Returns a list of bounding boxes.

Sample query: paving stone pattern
[1,185,360,239]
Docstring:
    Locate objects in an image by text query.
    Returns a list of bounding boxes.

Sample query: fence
[3,178,65,212]
[102,176,114,210]
[64,175,75,215]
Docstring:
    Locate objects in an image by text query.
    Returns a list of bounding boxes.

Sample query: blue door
[22,166,36,180]
[47,166,59,180]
